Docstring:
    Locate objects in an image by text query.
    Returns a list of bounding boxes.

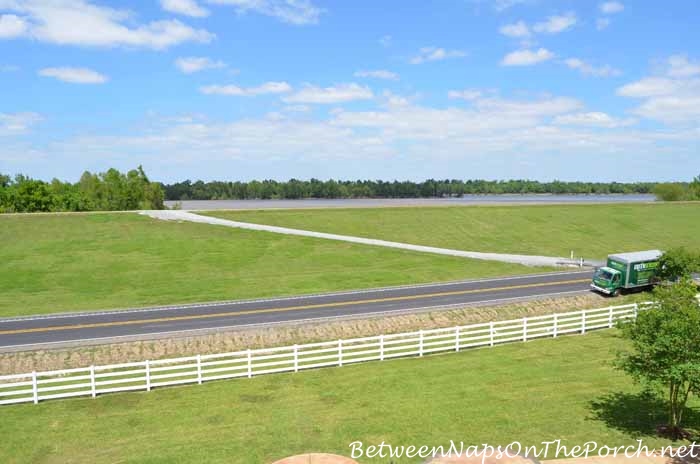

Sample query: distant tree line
[3,170,696,213]
[0,166,164,213]
[163,179,658,201]
[653,175,700,202]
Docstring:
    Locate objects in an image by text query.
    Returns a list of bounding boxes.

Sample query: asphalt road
[0,270,594,350]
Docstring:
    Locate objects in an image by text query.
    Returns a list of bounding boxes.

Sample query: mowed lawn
[208,203,700,259]
[2,331,696,463]
[0,213,546,317]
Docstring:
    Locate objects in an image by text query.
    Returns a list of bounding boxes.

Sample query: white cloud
[160,0,209,17]
[473,97,583,117]
[533,13,577,34]
[409,47,467,64]
[38,67,108,84]
[331,96,584,142]
[0,13,27,38]
[175,57,226,73]
[200,81,292,96]
[617,77,685,97]
[354,70,399,81]
[382,90,411,107]
[0,112,42,136]
[667,55,700,78]
[0,64,19,72]
[500,13,575,42]
[0,0,213,49]
[553,112,635,128]
[206,0,322,25]
[617,56,700,125]
[564,58,621,77]
[282,83,374,104]
[447,89,483,100]
[596,18,611,30]
[600,2,624,14]
[379,35,392,47]
[499,20,530,38]
[501,48,553,66]
[493,0,528,13]
[283,105,311,113]
[630,96,700,125]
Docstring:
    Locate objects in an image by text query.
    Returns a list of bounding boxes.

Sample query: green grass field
[0,213,545,317]
[2,331,696,463]
[207,203,700,259]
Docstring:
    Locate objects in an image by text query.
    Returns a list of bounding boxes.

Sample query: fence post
[32,371,38,405]
[338,340,343,367]
[633,303,639,320]
[247,349,252,378]
[90,365,96,398]
[379,335,385,361]
[489,322,495,347]
[145,360,151,392]
[293,345,299,373]
[455,326,460,352]
[608,306,614,328]
[553,313,558,338]
[581,311,587,335]
[419,330,424,357]
[523,318,528,342]
[196,354,202,385]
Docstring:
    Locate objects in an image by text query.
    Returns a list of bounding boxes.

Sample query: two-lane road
[0,270,594,350]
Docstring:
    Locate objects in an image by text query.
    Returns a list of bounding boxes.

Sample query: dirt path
[142,210,593,268]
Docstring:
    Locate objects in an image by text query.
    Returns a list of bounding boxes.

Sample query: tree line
[3,170,697,213]
[163,179,658,201]
[0,166,164,213]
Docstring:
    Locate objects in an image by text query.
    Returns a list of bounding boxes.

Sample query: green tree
[617,279,700,437]
[689,174,700,201]
[658,248,700,282]
[653,183,687,201]
[12,175,53,212]
[0,174,10,211]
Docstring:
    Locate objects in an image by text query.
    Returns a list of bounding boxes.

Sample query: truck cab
[591,266,623,296]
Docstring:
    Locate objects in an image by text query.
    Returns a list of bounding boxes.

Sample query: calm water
[166,194,656,210]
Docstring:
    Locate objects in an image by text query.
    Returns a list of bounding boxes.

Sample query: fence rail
[0,302,651,406]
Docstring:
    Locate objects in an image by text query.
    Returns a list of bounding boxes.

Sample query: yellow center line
[0,279,589,336]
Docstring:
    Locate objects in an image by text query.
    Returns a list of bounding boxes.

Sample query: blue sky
[0,0,698,182]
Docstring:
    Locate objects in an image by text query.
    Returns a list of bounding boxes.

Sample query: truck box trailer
[590,250,662,296]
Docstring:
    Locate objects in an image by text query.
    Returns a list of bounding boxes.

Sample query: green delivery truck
[591,250,662,296]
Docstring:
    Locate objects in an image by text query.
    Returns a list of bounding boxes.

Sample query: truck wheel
[612,288,621,297]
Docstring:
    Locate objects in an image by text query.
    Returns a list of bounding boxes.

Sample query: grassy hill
[208,203,700,260]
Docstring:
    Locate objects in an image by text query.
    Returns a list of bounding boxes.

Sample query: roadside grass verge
[2,331,696,463]
[0,292,648,374]
[206,203,700,259]
[0,213,548,318]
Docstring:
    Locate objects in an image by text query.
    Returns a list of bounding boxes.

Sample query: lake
[165,194,656,210]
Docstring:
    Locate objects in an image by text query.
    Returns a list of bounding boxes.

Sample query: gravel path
[142,210,589,268]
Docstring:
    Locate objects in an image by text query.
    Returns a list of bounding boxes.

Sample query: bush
[653,183,688,201]
[658,247,700,281]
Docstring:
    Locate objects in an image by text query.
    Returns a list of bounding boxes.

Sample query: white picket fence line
[0,302,651,406]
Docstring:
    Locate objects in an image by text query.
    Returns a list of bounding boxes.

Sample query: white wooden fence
[0,302,649,406]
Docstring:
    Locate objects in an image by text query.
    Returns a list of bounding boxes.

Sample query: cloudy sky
[1,0,698,182]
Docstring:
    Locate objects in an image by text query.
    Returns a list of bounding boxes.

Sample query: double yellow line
[0,278,589,336]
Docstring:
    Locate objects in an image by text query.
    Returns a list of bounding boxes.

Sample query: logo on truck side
[633,262,658,271]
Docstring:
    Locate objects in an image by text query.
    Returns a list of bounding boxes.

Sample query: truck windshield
[595,269,614,281]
